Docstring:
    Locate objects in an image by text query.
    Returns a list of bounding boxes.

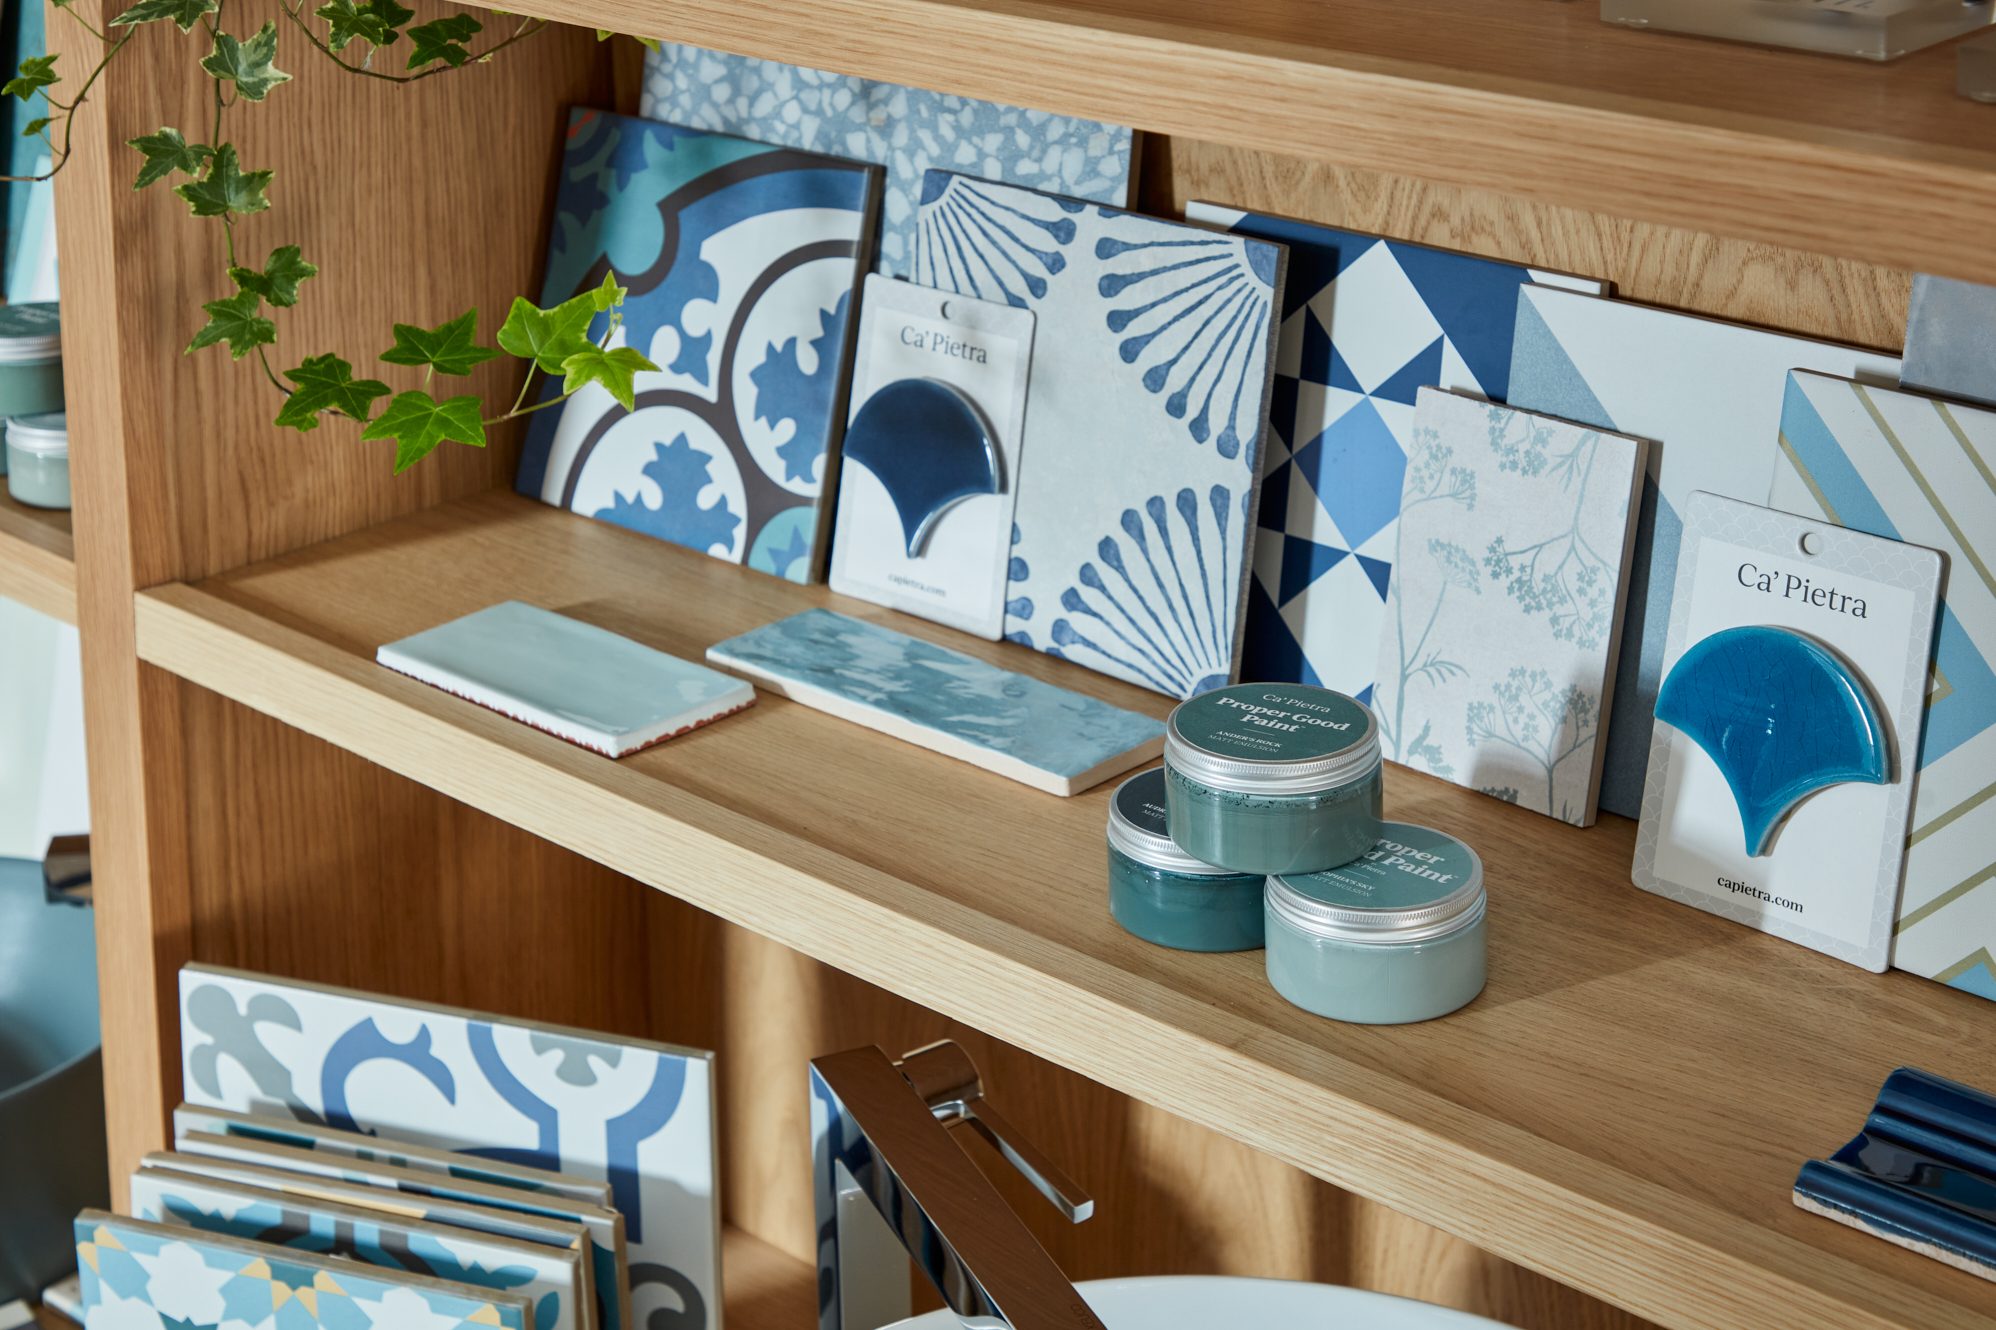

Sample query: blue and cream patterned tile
[177,964,720,1330]
[127,1165,590,1330]
[515,108,881,584]
[1771,372,1996,1002]
[915,174,1284,697]
[1902,274,1996,409]
[640,46,1134,278]
[75,1211,533,1330]
[707,608,1164,795]
[1185,204,1608,703]
[1506,285,1903,820]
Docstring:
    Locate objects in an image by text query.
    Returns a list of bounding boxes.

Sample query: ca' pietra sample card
[829,276,1035,638]
[1633,493,1940,971]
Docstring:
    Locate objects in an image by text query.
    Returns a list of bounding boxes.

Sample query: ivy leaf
[201,22,291,102]
[174,144,271,217]
[360,390,487,472]
[380,308,498,377]
[316,0,413,49]
[127,127,212,189]
[559,344,658,411]
[274,353,390,431]
[586,269,626,312]
[22,117,50,138]
[229,244,317,308]
[594,30,660,50]
[109,0,218,32]
[404,14,480,70]
[185,289,275,360]
[495,295,593,375]
[3,55,58,101]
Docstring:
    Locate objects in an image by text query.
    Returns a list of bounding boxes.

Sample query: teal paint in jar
[6,413,68,509]
[0,304,63,436]
[1266,822,1486,1025]
[1162,682,1382,875]
[1106,768,1265,952]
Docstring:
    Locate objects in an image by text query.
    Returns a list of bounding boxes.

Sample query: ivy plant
[5,0,660,472]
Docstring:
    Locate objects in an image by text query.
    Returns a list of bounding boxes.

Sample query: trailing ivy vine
[4,0,659,471]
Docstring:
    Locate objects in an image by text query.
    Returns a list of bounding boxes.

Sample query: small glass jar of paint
[1107,768,1266,952]
[1265,822,1486,1025]
[6,413,69,509]
[1163,682,1382,875]
[0,303,63,426]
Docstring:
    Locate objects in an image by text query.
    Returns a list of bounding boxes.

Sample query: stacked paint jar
[1106,767,1266,952]
[0,303,64,497]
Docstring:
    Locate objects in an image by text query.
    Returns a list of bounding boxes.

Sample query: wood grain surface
[0,491,75,623]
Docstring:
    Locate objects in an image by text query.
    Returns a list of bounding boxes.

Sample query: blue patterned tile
[515,109,881,584]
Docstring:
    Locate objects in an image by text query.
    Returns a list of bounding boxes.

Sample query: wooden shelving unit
[41,1,1992,1329]
[129,492,1996,1330]
[0,490,75,623]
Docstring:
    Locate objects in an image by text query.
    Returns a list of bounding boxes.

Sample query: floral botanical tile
[641,46,1134,278]
[1373,389,1646,826]
[1507,284,1902,819]
[74,1211,533,1330]
[178,964,719,1330]
[1184,204,1608,705]
[515,109,881,584]
[915,174,1284,697]
[1773,372,1996,1001]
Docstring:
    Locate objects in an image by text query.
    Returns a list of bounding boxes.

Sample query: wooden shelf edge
[513,0,1996,283]
[0,497,77,625]
[131,577,1987,1330]
[721,1224,816,1330]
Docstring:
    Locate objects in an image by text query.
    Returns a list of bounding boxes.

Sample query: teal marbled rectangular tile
[706,609,1164,795]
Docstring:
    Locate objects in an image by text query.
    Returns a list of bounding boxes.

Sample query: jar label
[1112,767,1171,836]
[1170,682,1371,762]
[1281,822,1478,910]
[0,302,59,339]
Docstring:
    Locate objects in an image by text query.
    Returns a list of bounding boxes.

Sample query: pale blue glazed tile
[1769,372,1996,1001]
[1371,389,1646,827]
[641,47,1134,278]
[127,1165,587,1330]
[178,964,721,1330]
[915,175,1284,698]
[516,109,881,583]
[1903,274,1996,409]
[1185,205,1608,706]
[706,609,1164,795]
[75,1211,533,1330]
[376,601,755,757]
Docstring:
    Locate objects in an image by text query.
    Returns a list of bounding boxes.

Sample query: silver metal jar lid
[6,411,66,456]
[1164,683,1380,796]
[1106,768,1246,878]
[1268,823,1485,945]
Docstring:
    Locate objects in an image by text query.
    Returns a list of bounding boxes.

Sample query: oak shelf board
[514,0,1996,283]
[0,489,76,624]
[131,492,1996,1330]
[720,1224,816,1330]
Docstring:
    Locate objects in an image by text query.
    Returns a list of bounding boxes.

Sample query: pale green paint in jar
[1106,768,1266,952]
[1265,822,1486,1025]
[0,305,64,444]
[6,413,69,509]
[1162,682,1382,875]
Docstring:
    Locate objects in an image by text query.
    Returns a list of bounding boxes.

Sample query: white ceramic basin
[885,1275,1519,1328]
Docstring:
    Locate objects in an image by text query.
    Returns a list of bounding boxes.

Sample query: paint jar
[1265,823,1486,1024]
[6,413,68,510]
[1163,682,1382,875]
[0,304,63,431]
[1107,768,1266,952]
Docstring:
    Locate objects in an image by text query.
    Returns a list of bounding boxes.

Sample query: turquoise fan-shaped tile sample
[1185,204,1608,708]
[514,109,882,584]
[177,963,721,1330]
[75,1211,533,1330]
[1656,626,1889,855]
[914,173,1285,697]
[1372,389,1647,828]
[640,46,1134,278]
[1771,371,1996,1001]
[1506,285,1902,820]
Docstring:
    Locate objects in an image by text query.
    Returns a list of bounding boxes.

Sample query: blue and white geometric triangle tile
[1187,203,1606,700]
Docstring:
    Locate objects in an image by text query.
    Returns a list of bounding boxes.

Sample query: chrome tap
[810,1041,1108,1330]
